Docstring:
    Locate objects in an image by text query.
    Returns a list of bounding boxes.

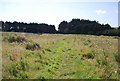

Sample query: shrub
[5,35,26,43]
[26,43,40,51]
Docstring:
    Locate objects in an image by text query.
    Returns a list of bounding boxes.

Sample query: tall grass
[2,32,119,79]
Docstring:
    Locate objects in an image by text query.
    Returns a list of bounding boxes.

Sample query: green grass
[2,32,119,79]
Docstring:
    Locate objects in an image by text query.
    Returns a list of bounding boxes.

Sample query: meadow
[2,32,119,79]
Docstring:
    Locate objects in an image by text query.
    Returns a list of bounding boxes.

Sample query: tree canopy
[1,19,119,36]
[2,21,56,33]
[58,19,119,36]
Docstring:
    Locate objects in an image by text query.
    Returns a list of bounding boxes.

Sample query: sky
[0,0,119,30]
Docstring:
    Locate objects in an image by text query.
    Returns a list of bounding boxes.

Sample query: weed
[82,54,94,59]
[7,60,29,78]
[45,49,52,52]
[96,59,108,66]
[16,71,29,79]
[114,53,120,64]
[83,39,91,45]
[38,72,53,79]
[81,49,95,59]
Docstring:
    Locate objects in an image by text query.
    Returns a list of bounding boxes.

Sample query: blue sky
[0,0,119,29]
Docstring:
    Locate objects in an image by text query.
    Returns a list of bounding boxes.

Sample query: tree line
[58,19,120,36]
[1,21,56,33]
[1,19,120,36]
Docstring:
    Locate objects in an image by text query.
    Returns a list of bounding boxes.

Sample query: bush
[26,43,40,51]
[5,35,26,43]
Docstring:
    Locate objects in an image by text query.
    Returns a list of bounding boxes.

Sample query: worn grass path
[31,37,70,79]
[53,36,80,79]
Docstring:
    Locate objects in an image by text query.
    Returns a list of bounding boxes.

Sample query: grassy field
[2,32,119,79]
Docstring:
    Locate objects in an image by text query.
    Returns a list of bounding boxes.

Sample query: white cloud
[95,10,107,14]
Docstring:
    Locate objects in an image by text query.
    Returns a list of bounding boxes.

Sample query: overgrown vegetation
[26,43,40,51]
[3,35,26,43]
[114,54,120,64]
[2,32,119,79]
